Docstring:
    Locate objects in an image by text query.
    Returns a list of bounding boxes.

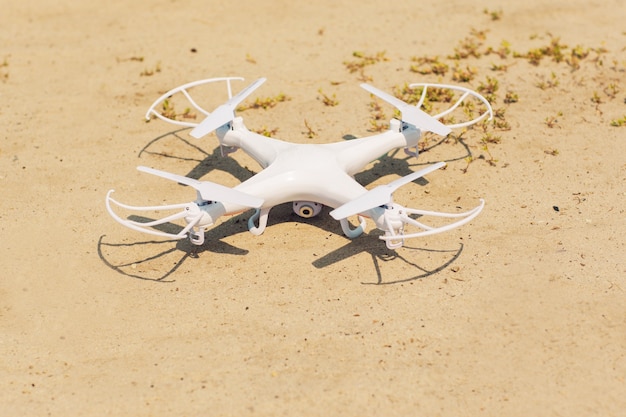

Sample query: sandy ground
[2,0,625,415]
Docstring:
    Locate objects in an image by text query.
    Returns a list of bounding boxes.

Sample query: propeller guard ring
[378,199,485,249]
[105,190,209,243]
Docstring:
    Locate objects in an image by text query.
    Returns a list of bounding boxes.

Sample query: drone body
[106,77,492,249]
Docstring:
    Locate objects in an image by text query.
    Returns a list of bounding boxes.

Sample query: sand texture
[1,1,626,415]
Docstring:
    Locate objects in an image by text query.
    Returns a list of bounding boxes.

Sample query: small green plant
[116,56,144,63]
[303,119,317,138]
[343,51,388,73]
[424,86,455,103]
[571,44,590,60]
[483,8,503,21]
[449,35,484,60]
[470,28,489,40]
[566,45,590,70]
[543,37,567,63]
[1,57,8,82]
[487,40,512,59]
[140,62,161,76]
[452,64,477,82]
[491,107,511,130]
[367,100,388,132]
[160,99,176,119]
[603,83,619,99]
[490,62,510,72]
[477,76,499,103]
[461,98,478,120]
[409,56,449,76]
[237,94,290,111]
[535,72,559,90]
[545,111,563,128]
[157,99,196,121]
[591,91,602,105]
[481,132,502,144]
[254,126,279,137]
[610,115,626,127]
[318,88,339,106]
[518,48,544,65]
[480,138,499,166]
[514,36,568,66]
[504,91,519,103]
[461,155,474,173]
[392,84,425,106]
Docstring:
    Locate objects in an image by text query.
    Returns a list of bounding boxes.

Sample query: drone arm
[334,122,421,176]
[219,120,292,168]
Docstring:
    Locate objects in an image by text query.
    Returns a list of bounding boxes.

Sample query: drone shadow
[99,128,471,282]
[99,203,463,284]
[98,235,192,282]
[138,127,257,183]
[97,222,250,282]
[313,238,464,285]
[98,232,463,285]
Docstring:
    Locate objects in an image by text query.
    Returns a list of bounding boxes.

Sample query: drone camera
[293,201,322,218]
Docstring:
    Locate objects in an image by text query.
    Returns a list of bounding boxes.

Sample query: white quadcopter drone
[106,77,492,250]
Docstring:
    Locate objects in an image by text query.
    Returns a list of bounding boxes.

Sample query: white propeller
[190,77,267,138]
[329,162,446,220]
[361,83,451,136]
[137,166,264,208]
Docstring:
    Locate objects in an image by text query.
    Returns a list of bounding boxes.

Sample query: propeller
[360,83,451,136]
[329,162,446,220]
[190,77,267,138]
[137,166,264,208]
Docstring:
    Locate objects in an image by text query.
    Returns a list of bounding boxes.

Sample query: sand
[1,0,625,415]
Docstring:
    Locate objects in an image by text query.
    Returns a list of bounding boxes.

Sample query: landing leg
[248,208,271,235]
[339,216,367,239]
